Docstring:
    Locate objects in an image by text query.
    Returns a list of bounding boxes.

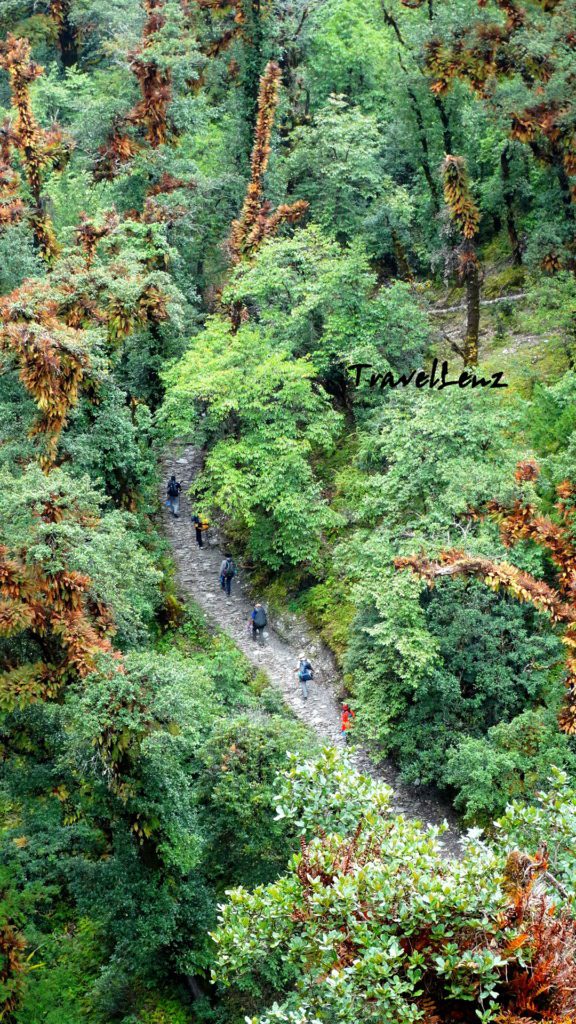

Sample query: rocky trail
[161,445,463,856]
[428,291,527,315]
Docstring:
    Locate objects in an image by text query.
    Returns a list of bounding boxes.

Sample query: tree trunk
[186,975,210,1000]
[552,149,575,224]
[384,0,453,158]
[51,0,79,67]
[464,251,480,366]
[433,94,453,154]
[241,0,264,128]
[529,139,575,224]
[405,80,441,212]
[391,228,414,281]
[380,2,406,44]
[500,145,522,265]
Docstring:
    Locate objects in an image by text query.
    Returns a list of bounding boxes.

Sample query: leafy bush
[392,580,564,785]
[446,709,576,826]
[214,751,576,1024]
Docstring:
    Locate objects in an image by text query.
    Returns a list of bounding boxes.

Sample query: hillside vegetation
[1,1,576,1022]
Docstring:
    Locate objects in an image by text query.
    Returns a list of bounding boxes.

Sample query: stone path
[161,445,463,856]
[428,291,527,314]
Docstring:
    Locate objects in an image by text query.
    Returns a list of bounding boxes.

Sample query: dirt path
[161,445,462,856]
[428,292,527,315]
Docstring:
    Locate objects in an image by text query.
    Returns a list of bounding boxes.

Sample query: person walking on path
[296,654,314,701]
[341,702,355,743]
[166,475,182,517]
[192,513,208,548]
[220,553,236,596]
[250,602,267,640]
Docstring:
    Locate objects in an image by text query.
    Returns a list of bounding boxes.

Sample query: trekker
[191,513,208,548]
[166,474,182,517]
[341,702,355,743]
[250,602,267,639]
[219,553,236,596]
[296,654,314,701]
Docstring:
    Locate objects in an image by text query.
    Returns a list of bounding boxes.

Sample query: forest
[1,0,576,1021]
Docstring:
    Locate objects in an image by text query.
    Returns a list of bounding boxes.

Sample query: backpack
[253,607,267,628]
[167,479,179,497]
[224,558,236,579]
[299,659,313,682]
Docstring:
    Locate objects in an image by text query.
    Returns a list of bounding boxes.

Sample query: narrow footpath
[162,445,462,856]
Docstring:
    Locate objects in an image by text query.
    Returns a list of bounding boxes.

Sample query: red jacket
[341,708,355,731]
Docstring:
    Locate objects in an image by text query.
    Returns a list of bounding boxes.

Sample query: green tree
[224,225,430,389]
[161,316,343,569]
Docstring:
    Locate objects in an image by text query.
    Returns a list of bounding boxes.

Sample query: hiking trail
[161,445,463,856]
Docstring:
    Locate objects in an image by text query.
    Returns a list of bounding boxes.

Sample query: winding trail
[428,291,527,315]
[162,445,463,856]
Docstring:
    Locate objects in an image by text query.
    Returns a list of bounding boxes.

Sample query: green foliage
[2,623,314,1020]
[162,316,343,569]
[293,578,355,658]
[338,390,526,747]
[2,0,576,1020]
[66,651,210,866]
[0,224,43,293]
[0,365,38,466]
[351,388,519,530]
[344,564,440,747]
[445,709,576,826]
[62,383,157,507]
[303,0,391,110]
[0,464,160,648]
[273,746,393,836]
[213,753,528,1024]
[496,766,576,897]
[225,225,429,376]
[326,385,574,824]
[14,918,104,1024]
[389,580,564,786]
[524,373,576,508]
[285,97,389,244]
[195,715,315,887]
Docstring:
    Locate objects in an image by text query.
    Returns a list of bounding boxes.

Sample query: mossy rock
[157,593,186,631]
[483,265,526,298]
[295,579,355,661]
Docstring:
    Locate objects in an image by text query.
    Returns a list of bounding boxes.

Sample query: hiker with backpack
[219,553,236,596]
[166,474,182,517]
[341,702,355,743]
[296,654,314,701]
[191,513,209,548]
[250,602,267,639]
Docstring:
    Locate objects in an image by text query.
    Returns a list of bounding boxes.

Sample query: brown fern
[228,61,308,265]
[0,35,71,262]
